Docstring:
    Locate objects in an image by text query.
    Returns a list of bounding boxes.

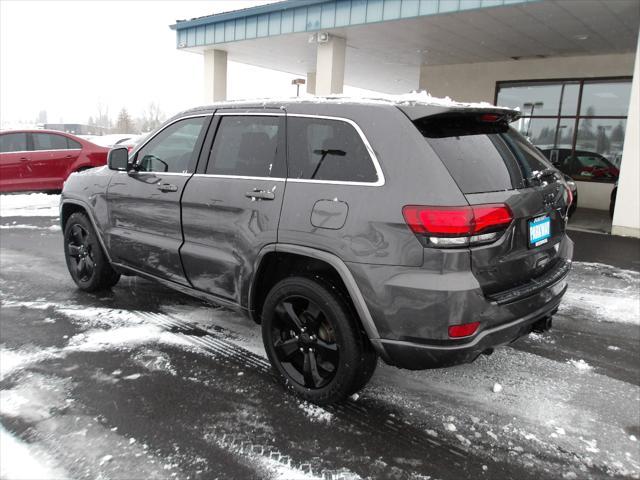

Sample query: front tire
[261,276,377,404]
[64,212,120,292]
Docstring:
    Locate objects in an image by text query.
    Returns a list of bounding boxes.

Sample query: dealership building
[171,0,640,237]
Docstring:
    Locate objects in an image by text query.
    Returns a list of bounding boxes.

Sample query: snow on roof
[181,91,516,116]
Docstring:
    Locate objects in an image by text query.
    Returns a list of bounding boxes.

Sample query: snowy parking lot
[1,194,639,480]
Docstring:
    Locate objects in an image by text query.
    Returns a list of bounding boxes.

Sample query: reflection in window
[581,81,632,117]
[497,78,630,184]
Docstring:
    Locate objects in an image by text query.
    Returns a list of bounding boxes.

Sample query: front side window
[136,117,207,173]
[287,117,378,183]
[32,133,68,151]
[206,116,283,177]
[0,133,28,153]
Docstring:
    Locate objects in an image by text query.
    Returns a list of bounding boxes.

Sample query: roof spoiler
[398,104,521,123]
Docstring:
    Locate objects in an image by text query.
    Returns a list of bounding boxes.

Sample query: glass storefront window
[581,81,632,117]
[496,78,631,184]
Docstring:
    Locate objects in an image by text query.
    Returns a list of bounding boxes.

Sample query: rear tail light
[402,204,513,248]
[449,322,480,338]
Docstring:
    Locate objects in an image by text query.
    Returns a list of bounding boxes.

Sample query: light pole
[523,101,544,137]
[292,78,306,97]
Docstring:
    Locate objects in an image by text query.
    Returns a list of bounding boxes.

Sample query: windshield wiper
[527,168,558,187]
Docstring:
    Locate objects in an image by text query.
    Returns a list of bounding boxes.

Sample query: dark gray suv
[61,98,573,404]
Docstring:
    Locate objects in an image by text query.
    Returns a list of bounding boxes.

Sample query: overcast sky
[0,0,330,127]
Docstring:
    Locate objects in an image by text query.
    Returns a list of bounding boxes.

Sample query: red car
[0,130,110,193]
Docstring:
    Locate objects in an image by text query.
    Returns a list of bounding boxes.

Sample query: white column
[612,34,640,238]
[315,35,345,95]
[306,72,316,95]
[203,49,227,102]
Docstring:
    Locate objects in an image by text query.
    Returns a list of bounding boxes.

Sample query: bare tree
[115,108,134,133]
[141,102,164,132]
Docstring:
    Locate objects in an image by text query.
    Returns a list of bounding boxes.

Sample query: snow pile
[298,402,333,423]
[561,262,640,326]
[0,193,60,217]
[566,359,593,372]
[0,426,68,480]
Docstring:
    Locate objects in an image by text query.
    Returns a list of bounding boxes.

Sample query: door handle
[245,188,275,201]
[157,183,178,192]
[19,157,28,162]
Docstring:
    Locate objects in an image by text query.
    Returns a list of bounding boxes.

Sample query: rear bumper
[347,235,573,370]
[372,280,566,369]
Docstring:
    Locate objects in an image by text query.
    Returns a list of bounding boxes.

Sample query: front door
[0,132,30,192]
[106,115,211,284]
[180,111,286,304]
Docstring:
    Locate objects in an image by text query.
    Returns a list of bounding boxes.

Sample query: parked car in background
[60,99,573,404]
[115,134,147,152]
[86,134,138,149]
[540,148,619,182]
[0,130,109,193]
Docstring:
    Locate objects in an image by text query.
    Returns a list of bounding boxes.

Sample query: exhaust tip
[532,316,553,333]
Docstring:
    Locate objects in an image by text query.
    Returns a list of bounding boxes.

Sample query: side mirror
[108,147,131,171]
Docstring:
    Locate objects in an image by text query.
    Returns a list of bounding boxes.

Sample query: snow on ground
[0,223,61,231]
[0,193,60,217]
[0,425,69,480]
[1,245,639,478]
[561,262,640,325]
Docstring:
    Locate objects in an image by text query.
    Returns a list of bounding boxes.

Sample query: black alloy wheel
[67,224,95,282]
[63,212,120,292]
[271,295,340,389]
[262,276,378,404]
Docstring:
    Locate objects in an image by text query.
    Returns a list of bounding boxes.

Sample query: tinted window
[417,115,553,193]
[67,138,82,149]
[206,116,283,177]
[287,117,378,183]
[32,133,69,151]
[136,117,206,173]
[0,133,27,153]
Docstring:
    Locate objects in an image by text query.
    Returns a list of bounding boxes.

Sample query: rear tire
[64,212,120,292]
[262,276,377,405]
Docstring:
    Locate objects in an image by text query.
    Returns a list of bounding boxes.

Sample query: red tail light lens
[403,204,513,237]
[449,322,480,338]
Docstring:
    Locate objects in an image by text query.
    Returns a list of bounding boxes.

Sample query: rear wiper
[527,168,559,186]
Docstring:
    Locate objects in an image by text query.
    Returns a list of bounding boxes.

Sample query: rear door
[180,110,286,304]
[0,132,30,191]
[106,115,211,284]
[415,113,571,295]
[31,133,81,189]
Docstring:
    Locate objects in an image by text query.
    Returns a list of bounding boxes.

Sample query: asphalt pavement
[1,214,639,480]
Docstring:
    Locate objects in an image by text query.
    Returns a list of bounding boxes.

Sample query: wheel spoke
[303,351,323,388]
[84,255,95,273]
[282,301,304,330]
[274,337,299,360]
[70,225,83,242]
[76,258,86,277]
[68,244,81,257]
[305,302,322,322]
[315,339,339,364]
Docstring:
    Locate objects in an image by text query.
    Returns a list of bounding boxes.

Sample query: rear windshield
[415,114,551,194]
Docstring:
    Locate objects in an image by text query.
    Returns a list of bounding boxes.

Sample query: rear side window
[206,116,284,177]
[0,133,27,153]
[67,138,82,149]
[32,133,69,151]
[287,117,378,183]
[415,114,553,194]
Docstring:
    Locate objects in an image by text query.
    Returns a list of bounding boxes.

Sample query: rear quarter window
[287,117,378,183]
